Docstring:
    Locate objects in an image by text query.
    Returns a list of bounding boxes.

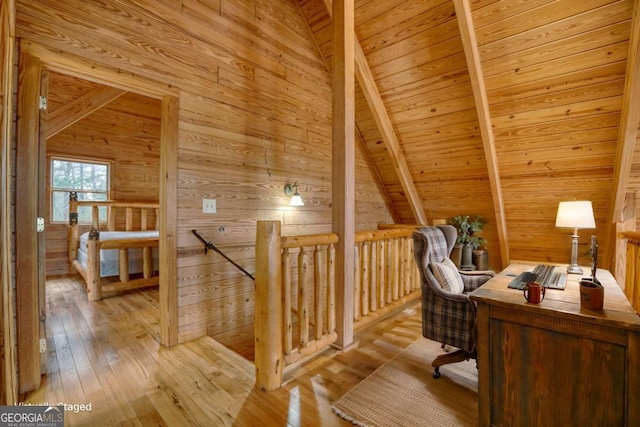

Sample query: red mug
[524,282,545,304]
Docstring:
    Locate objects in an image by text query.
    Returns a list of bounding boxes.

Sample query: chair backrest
[413,225,457,267]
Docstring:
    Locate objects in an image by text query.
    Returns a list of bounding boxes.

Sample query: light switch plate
[203,199,216,214]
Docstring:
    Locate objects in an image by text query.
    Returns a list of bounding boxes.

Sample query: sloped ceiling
[297,0,640,268]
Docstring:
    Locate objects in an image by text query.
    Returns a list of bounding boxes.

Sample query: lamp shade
[555,201,595,229]
[289,192,304,206]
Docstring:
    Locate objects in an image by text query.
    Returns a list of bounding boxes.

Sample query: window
[50,157,110,223]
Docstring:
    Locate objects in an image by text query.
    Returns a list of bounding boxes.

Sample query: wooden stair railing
[353,228,420,331]
[254,221,420,391]
[621,232,640,313]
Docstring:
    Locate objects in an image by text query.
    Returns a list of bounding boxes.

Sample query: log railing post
[255,221,283,391]
[68,192,79,274]
[86,230,101,301]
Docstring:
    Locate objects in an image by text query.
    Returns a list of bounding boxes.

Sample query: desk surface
[469,261,640,332]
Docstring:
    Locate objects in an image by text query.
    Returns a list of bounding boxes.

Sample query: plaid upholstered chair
[413,225,495,379]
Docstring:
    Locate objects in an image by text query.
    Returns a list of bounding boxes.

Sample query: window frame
[48,155,114,225]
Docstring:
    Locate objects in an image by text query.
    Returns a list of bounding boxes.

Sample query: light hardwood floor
[25,276,430,426]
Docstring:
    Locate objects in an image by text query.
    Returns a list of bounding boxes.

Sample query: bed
[67,192,160,301]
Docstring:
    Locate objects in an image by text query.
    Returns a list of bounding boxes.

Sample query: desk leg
[476,303,490,427]
[629,332,640,426]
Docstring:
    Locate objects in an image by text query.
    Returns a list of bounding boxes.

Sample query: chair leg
[431,349,469,379]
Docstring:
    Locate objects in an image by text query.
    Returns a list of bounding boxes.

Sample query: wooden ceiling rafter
[45,85,126,139]
[320,0,428,225]
[605,0,640,269]
[294,0,402,223]
[453,0,509,267]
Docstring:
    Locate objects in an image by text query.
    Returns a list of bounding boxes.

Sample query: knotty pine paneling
[472,0,630,266]
[19,0,640,355]
[44,72,161,276]
[297,0,637,274]
[16,0,393,355]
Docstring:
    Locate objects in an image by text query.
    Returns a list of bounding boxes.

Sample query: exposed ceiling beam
[321,0,427,225]
[453,0,509,267]
[294,1,401,224]
[605,0,640,268]
[45,85,126,139]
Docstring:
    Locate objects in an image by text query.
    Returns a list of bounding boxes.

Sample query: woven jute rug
[332,337,478,427]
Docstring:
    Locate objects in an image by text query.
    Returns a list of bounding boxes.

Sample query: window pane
[51,191,69,223]
[52,159,108,191]
[50,158,109,223]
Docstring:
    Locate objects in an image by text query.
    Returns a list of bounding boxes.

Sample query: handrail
[75,200,159,209]
[354,227,414,242]
[191,229,255,280]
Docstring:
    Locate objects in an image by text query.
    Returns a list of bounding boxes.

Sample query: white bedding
[78,230,160,277]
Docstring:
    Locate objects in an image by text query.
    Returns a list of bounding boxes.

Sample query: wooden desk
[470,262,640,426]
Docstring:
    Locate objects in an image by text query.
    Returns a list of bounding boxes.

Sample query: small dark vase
[460,244,475,271]
[473,249,488,271]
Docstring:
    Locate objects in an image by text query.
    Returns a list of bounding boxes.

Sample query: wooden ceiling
[297,0,640,267]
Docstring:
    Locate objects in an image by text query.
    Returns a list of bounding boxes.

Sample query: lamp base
[566,231,583,275]
[567,264,583,275]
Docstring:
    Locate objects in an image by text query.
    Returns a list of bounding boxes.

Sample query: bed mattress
[77,230,160,277]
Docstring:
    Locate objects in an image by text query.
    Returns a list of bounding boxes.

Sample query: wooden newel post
[255,221,283,391]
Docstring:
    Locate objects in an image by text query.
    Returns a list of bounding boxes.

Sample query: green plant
[448,215,486,249]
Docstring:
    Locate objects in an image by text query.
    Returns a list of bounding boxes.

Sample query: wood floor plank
[23,276,469,426]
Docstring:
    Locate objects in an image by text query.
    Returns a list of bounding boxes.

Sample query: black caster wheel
[433,368,441,379]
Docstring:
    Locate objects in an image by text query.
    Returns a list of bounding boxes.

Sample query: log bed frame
[68,192,160,301]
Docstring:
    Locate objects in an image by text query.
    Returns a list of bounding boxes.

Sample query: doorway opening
[15,45,179,395]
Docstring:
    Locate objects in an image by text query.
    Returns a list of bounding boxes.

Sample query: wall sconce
[284,182,304,206]
[555,200,595,274]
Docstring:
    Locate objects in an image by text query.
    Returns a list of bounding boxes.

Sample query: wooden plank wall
[15,0,393,355]
[299,0,500,265]
[472,0,630,264]
[45,72,161,277]
[298,0,637,270]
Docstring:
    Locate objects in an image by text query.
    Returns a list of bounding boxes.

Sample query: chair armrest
[460,270,495,292]
[461,269,496,277]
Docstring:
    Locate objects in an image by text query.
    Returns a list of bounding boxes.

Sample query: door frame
[14,40,179,392]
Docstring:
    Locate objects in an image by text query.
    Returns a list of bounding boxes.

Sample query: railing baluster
[399,237,407,296]
[327,243,336,334]
[298,246,310,348]
[353,243,361,320]
[626,241,640,313]
[387,238,393,302]
[361,241,369,316]
[391,238,399,301]
[282,247,293,355]
[314,245,323,341]
[377,240,385,309]
[404,237,411,295]
[370,240,377,313]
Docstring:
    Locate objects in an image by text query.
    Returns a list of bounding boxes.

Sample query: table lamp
[555,200,595,274]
